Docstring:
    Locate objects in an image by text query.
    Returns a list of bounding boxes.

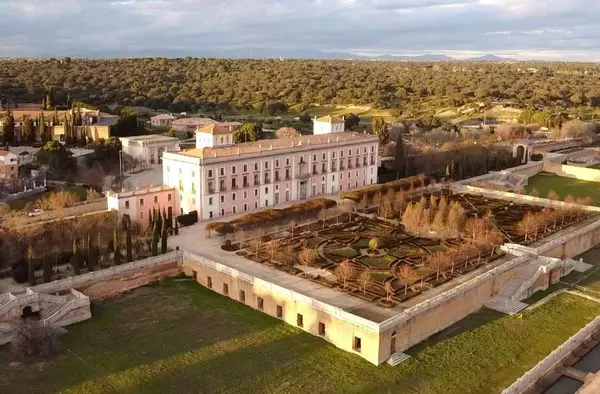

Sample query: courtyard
[1,281,599,394]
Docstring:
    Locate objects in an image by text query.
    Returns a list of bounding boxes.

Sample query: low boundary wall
[503,314,600,394]
[31,251,183,294]
[543,161,600,183]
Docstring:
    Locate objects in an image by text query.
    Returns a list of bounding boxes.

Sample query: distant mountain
[32,47,520,62]
[466,54,516,62]
[371,54,455,61]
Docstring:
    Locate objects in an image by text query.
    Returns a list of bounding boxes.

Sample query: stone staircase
[484,259,540,315]
[484,298,528,315]
[0,323,14,345]
[387,351,411,366]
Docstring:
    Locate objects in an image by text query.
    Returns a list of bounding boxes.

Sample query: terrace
[209,187,594,312]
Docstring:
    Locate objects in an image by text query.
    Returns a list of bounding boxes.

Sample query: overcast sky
[1,0,600,60]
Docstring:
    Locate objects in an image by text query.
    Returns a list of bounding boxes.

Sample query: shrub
[177,210,198,227]
[530,153,543,161]
[11,319,62,358]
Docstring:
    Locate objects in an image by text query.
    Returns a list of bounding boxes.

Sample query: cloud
[0,0,599,60]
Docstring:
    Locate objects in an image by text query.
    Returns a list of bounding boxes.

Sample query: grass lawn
[1,283,599,394]
[525,172,600,205]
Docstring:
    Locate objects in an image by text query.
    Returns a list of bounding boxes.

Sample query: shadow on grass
[407,307,504,356]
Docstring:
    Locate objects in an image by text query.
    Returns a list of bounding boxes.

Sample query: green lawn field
[525,172,600,205]
[1,282,599,394]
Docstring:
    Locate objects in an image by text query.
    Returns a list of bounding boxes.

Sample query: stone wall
[182,252,383,365]
[542,161,600,183]
[31,251,183,300]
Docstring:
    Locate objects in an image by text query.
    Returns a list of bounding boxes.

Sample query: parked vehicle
[26,209,43,217]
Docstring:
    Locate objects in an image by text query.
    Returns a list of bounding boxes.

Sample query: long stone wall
[503,314,600,394]
[31,251,183,299]
[543,161,600,183]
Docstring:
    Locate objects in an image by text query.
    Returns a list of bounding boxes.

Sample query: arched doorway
[390,331,397,353]
[21,305,39,319]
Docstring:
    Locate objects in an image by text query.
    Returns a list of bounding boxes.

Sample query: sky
[1,0,600,60]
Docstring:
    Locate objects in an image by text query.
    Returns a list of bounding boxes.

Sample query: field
[525,172,600,206]
[2,281,599,394]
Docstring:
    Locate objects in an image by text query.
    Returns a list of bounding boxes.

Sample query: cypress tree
[64,114,70,143]
[113,228,122,265]
[46,87,53,109]
[151,217,159,256]
[27,245,36,286]
[42,95,47,110]
[71,238,81,275]
[148,209,153,229]
[39,112,47,141]
[126,227,133,262]
[71,113,77,144]
[3,109,15,144]
[167,209,173,231]
[174,217,179,235]
[87,234,97,271]
[43,254,52,283]
[161,212,168,254]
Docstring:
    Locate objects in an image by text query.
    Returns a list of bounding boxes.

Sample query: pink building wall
[107,187,179,223]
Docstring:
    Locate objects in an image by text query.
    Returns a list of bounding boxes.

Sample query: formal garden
[207,178,595,308]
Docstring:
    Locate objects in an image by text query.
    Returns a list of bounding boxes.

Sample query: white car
[27,209,43,217]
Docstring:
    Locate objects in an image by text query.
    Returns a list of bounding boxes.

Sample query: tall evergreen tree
[70,113,77,144]
[53,108,59,126]
[63,114,70,142]
[46,87,53,109]
[39,112,47,141]
[27,245,36,286]
[151,217,160,256]
[174,217,179,235]
[86,234,97,271]
[148,209,153,228]
[42,254,52,283]
[71,238,81,275]
[161,211,168,254]
[41,95,47,110]
[22,117,35,143]
[394,133,406,178]
[126,227,133,262]
[113,228,122,265]
[2,109,15,144]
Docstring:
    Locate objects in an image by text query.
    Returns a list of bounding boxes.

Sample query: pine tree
[27,245,36,286]
[161,212,168,254]
[126,227,133,262]
[113,228,122,265]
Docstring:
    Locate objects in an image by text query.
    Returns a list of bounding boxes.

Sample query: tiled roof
[315,115,344,123]
[196,123,240,135]
[151,114,178,120]
[175,132,377,160]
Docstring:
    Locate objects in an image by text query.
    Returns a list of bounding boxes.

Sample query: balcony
[231,184,238,190]
[297,172,311,180]
[220,187,227,192]
[370,158,375,165]
[285,174,291,180]
[340,164,345,171]
[243,182,250,188]
[254,181,261,186]
[275,176,280,182]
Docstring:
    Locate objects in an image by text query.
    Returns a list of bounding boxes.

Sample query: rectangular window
[322,152,326,160]
[208,169,213,178]
[168,193,172,202]
[297,313,304,328]
[232,193,236,202]
[232,166,236,174]
[244,203,248,211]
[239,290,246,302]
[191,183,196,194]
[221,208,224,216]
[125,200,129,209]
[243,164,248,173]
[257,297,264,311]
[254,201,258,209]
[313,154,317,161]
[318,322,326,336]
[220,195,224,203]
[332,151,336,159]
[264,161,269,169]
[275,159,279,167]
[340,150,344,158]
[223,283,229,295]
[277,305,283,318]
[244,191,248,199]
[353,336,362,352]
[139,198,144,207]
[254,163,258,171]
[286,158,290,166]
[209,197,213,205]
[207,276,212,289]
[220,167,224,176]
[179,179,183,191]
[254,189,258,197]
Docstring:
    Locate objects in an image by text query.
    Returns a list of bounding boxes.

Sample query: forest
[1,58,600,117]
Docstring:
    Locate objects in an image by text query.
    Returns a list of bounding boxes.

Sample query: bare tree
[265,240,280,264]
[380,197,393,219]
[529,188,540,198]
[336,259,355,288]
[464,217,487,245]
[517,212,537,243]
[317,209,328,230]
[289,220,297,237]
[397,265,418,295]
[254,228,265,257]
[384,281,394,303]
[427,252,451,281]
[358,268,373,295]
[298,247,317,267]
[11,319,61,358]
[234,230,246,248]
[358,194,369,214]
[547,190,560,201]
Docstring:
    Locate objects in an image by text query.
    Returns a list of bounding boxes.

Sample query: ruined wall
[31,251,183,300]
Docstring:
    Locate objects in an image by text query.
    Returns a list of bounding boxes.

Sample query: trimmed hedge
[177,210,198,227]
[340,174,432,202]
[228,198,337,230]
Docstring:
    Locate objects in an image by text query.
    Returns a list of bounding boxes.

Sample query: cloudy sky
[1,0,599,60]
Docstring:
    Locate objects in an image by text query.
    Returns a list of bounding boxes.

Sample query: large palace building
[162,116,379,219]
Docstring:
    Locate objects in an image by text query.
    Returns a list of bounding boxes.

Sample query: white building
[150,114,178,128]
[162,116,378,220]
[120,135,181,165]
[313,115,345,135]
